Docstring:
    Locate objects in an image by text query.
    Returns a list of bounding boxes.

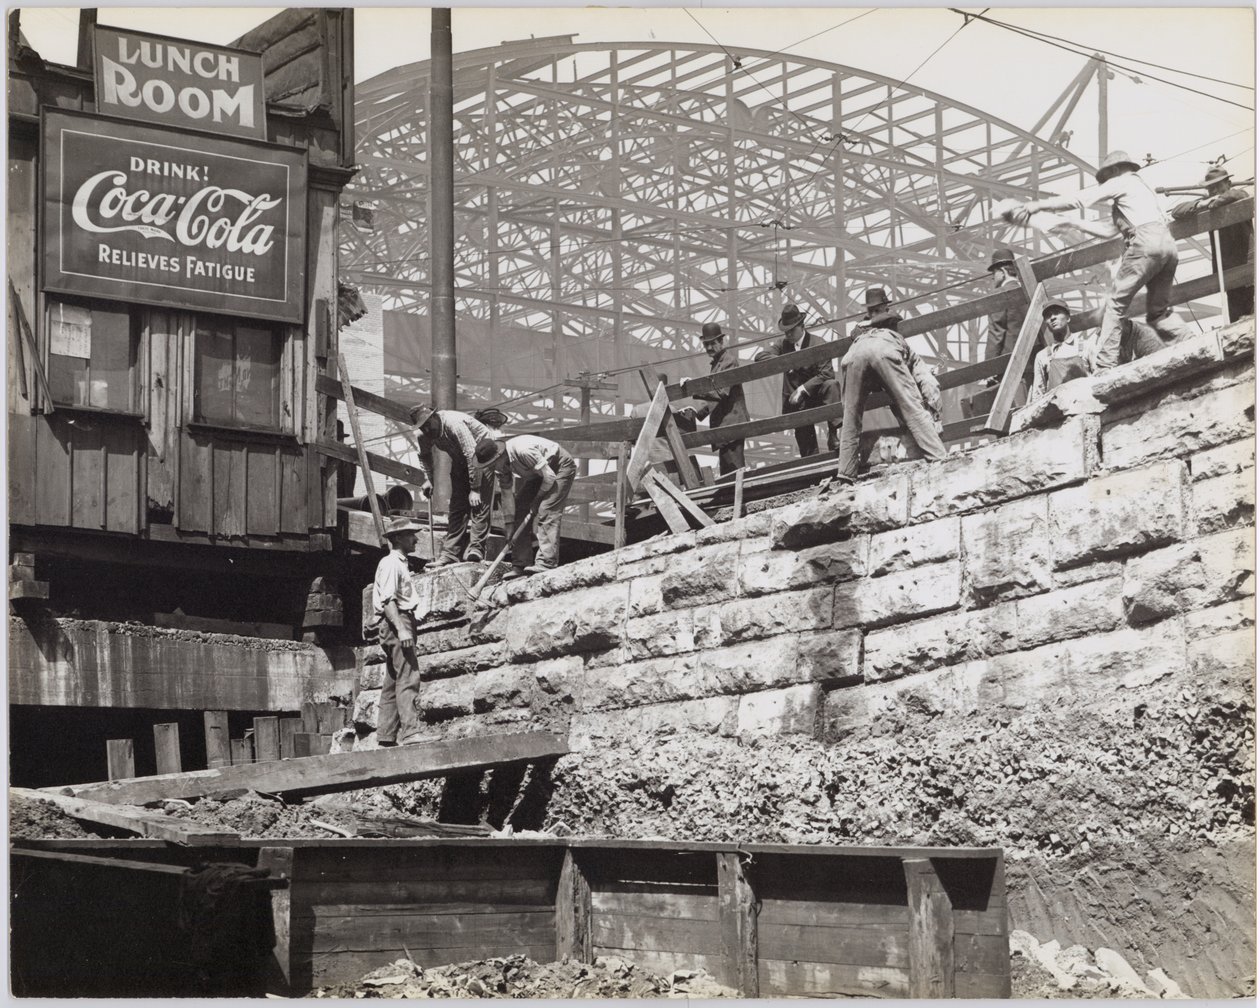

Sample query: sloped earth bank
[379,686,1255,999]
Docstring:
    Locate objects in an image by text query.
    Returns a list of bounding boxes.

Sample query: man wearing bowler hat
[1169,165,1254,322]
[474,434,576,577]
[978,248,1034,406]
[1010,150,1195,371]
[754,304,842,458]
[678,321,748,474]
[408,404,495,566]
[369,516,426,747]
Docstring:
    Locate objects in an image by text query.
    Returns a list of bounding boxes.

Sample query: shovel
[465,500,541,602]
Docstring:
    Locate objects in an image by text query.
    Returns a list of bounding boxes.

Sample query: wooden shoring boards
[48,731,569,805]
[639,369,699,490]
[641,469,693,534]
[985,281,1049,434]
[904,857,956,998]
[10,787,238,845]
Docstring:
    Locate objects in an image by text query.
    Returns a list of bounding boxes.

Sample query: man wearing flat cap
[837,300,946,480]
[753,304,842,458]
[408,403,495,567]
[1169,165,1254,322]
[1010,150,1195,371]
[474,434,576,577]
[1030,301,1092,401]
[369,516,426,747]
[678,321,748,474]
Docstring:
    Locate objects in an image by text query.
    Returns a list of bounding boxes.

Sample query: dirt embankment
[10,795,96,840]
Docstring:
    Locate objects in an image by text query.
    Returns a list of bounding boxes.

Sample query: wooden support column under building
[106,740,134,781]
[555,848,593,963]
[257,846,295,988]
[716,852,758,996]
[254,717,281,763]
[903,857,956,998]
[204,711,230,770]
[152,724,181,775]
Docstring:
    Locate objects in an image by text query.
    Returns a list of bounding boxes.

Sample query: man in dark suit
[754,304,841,458]
[1169,166,1254,322]
[679,321,749,474]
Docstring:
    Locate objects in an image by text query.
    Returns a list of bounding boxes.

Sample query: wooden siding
[176,430,309,539]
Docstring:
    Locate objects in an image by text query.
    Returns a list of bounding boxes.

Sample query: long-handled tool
[426,494,437,560]
[465,500,540,602]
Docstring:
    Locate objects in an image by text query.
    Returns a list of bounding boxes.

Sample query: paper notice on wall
[49,302,91,358]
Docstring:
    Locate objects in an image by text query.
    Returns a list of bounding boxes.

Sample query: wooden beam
[732,468,745,520]
[613,441,629,550]
[204,711,230,770]
[314,439,429,490]
[278,717,302,760]
[624,383,671,492]
[555,848,593,963]
[650,469,715,527]
[315,373,413,425]
[51,731,570,805]
[257,846,295,987]
[1070,263,1253,332]
[105,739,134,781]
[231,737,254,766]
[153,723,181,776]
[903,857,956,998]
[11,787,238,845]
[717,852,759,997]
[253,716,281,763]
[985,282,1048,434]
[640,369,699,490]
[641,470,690,534]
[338,354,387,545]
[1013,255,1053,351]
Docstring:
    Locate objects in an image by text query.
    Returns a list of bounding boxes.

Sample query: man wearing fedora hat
[474,434,576,576]
[753,304,841,458]
[1010,150,1195,371]
[408,404,495,567]
[1169,166,1254,322]
[837,303,946,480]
[979,249,1034,404]
[1030,300,1092,401]
[678,321,748,474]
[370,516,426,747]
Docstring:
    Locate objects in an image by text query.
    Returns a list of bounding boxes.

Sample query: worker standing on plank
[1030,301,1092,400]
[369,516,425,748]
[408,404,495,566]
[678,321,749,475]
[474,434,576,577]
[980,249,1034,403]
[1167,165,1254,322]
[836,302,947,481]
[753,304,842,458]
[1009,151,1195,370]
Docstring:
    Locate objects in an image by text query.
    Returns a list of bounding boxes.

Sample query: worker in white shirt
[1030,301,1092,401]
[1009,150,1195,371]
[473,434,577,576]
[368,517,425,747]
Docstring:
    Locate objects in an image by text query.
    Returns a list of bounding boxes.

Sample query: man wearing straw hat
[678,321,748,475]
[369,516,426,747]
[408,404,495,566]
[1010,150,1195,371]
[754,304,842,458]
[474,434,577,577]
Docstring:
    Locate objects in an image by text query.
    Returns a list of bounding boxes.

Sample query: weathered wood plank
[176,431,213,533]
[10,787,237,845]
[8,414,38,524]
[315,372,413,425]
[589,947,723,981]
[53,731,569,804]
[758,897,911,928]
[245,444,280,536]
[759,959,910,998]
[70,425,104,530]
[641,470,690,534]
[213,440,246,538]
[102,423,140,534]
[591,888,719,920]
[204,711,230,769]
[758,921,910,968]
[641,370,700,490]
[231,737,254,765]
[105,739,134,780]
[556,848,593,963]
[904,857,956,998]
[295,901,556,919]
[279,448,307,534]
[614,440,629,549]
[337,353,386,545]
[306,910,554,954]
[253,716,281,763]
[717,851,758,996]
[278,717,302,760]
[153,723,181,775]
[985,281,1048,434]
[651,470,715,527]
[591,912,721,955]
[314,438,428,488]
[257,846,294,988]
[625,383,671,492]
[291,877,555,909]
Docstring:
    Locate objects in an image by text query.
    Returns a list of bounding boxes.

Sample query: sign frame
[93,25,267,141]
[41,108,307,324]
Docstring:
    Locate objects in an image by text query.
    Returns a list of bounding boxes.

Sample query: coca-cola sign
[43,110,305,322]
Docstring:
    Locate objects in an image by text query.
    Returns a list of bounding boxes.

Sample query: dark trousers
[512,452,577,569]
[786,378,842,457]
[439,455,493,563]
[375,617,421,744]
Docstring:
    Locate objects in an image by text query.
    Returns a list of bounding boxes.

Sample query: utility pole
[429,8,456,508]
[564,371,616,521]
[1095,53,1109,161]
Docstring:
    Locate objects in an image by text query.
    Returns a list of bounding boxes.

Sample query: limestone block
[531,655,584,703]
[1191,467,1255,534]
[624,610,696,660]
[465,606,509,646]
[1195,526,1255,602]
[412,564,479,618]
[695,510,773,546]
[794,629,864,686]
[737,538,868,597]
[769,472,910,549]
[963,496,1054,604]
[1009,377,1105,433]
[628,575,666,618]
[615,530,697,571]
[1188,630,1253,705]
[357,645,386,689]
[416,641,507,680]
[834,560,962,630]
[868,517,959,577]
[1049,460,1188,569]
[1091,333,1224,406]
[1190,438,1254,481]
[503,583,628,661]
[659,543,740,608]
[908,416,1100,523]
[1219,317,1256,360]
[351,686,380,728]
[1145,969,1188,1000]
[531,553,617,597]
[473,665,535,713]
[579,652,700,711]
[1102,376,1255,470]
[1052,560,1122,589]
[694,587,833,648]
[420,673,475,722]
[570,696,737,750]
[737,685,822,738]
[1122,543,1209,624]
[1185,597,1256,641]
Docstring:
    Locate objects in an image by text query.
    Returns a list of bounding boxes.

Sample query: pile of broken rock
[1010,930,1188,999]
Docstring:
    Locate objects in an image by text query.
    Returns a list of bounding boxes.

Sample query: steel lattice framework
[341,36,1111,458]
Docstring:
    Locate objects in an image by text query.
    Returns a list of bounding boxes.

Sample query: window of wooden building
[45,298,139,413]
[193,318,283,432]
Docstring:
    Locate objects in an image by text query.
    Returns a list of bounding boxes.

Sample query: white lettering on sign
[71,170,280,255]
[101,54,256,129]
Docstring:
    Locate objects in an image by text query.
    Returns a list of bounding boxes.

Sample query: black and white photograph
[6,4,1255,1000]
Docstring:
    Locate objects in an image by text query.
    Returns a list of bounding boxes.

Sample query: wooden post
[253,717,281,763]
[203,711,230,769]
[733,467,745,520]
[300,701,320,733]
[1012,256,1054,351]
[903,857,956,998]
[985,281,1049,434]
[638,370,699,489]
[153,723,181,776]
[278,717,302,760]
[642,470,690,534]
[613,440,629,550]
[105,739,134,780]
[1212,229,1230,324]
[257,846,294,989]
[231,737,254,765]
[555,848,593,963]
[292,733,330,758]
[337,353,387,546]
[717,852,758,996]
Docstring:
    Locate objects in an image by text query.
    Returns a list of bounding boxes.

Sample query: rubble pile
[312,954,737,999]
[9,794,95,840]
[163,793,362,838]
[1010,931,1189,999]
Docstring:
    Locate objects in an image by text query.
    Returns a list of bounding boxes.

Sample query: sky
[16,5,1256,186]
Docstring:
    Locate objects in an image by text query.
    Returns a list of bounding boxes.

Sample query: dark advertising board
[42,110,306,323]
[94,26,266,140]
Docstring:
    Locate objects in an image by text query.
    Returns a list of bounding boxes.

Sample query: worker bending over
[754,304,842,458]
[679,321,748,474]
[474,434,576,577]
[409,404,495,566]
[1010,150,1194,371]
[369,517,425,747]
[836,291,947,481]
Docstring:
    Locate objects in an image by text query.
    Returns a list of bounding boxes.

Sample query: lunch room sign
[42,110,306,323]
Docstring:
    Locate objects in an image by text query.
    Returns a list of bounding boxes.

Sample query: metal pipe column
[429,8,456,508]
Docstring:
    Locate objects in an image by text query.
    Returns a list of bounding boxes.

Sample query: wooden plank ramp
[46,731,569,806]
[11,787,239,845]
